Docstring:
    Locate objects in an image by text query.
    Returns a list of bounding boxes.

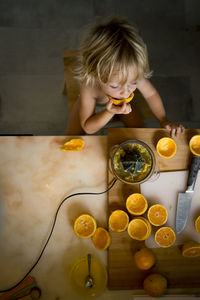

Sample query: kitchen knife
[176,155,200,234]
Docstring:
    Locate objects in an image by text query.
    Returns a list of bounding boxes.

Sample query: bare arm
[79,85,132,134]
[137,78,168,125]
[79,85,114,134]
[137,78,184,137]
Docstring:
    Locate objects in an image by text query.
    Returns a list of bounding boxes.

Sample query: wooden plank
[107,128,200,292]
[108,128,200,171]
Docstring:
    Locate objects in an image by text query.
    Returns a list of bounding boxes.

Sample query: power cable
[0,178,117,293]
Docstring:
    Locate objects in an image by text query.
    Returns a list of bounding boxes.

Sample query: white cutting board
[140,170,200,248]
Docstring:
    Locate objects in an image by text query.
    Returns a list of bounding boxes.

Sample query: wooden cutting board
[107,128,200,293]
[141,170,200,248]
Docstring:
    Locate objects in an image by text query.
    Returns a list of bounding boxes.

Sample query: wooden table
[1,132,200,299]
[0,136,108,300]
[107,128,200,294]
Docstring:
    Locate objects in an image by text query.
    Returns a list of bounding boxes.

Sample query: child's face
[100,68,138,99]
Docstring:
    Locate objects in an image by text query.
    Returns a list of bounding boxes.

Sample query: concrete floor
[0,0,200,135]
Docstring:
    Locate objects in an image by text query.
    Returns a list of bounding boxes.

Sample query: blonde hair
[74,18,152,86]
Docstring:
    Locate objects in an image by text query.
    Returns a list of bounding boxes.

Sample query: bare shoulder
[80,83,98,104]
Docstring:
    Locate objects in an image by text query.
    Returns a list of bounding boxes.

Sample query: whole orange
[134,248,155,270]
[143,273,167,297]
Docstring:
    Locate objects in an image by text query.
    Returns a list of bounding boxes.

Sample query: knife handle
[187,155,200,191]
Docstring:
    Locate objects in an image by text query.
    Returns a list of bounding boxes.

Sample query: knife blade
[176,155,200,234]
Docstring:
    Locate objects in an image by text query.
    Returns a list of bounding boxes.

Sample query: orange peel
[92,227,111,250]
[156,137,177,159]
[137,217,152,238]
[195,215,200,234]
[109,210,129,232]
[126,193,148,215]
[128,217,150,240]
[189,135,200,156]
[74,214,97,238]
[182,241,200,257]
[60,138,85,151]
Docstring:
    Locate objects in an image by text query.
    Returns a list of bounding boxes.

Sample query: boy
[66,18,184,137]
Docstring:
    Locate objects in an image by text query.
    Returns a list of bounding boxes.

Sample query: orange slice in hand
[60,138,85,151]
[126,193,148,215]
[147,204,168,226]
[128,218,149,241]
[189,135,200,156]
[108,92,134,105]
[74,214,97,238]
[155,226,176,247]
[182,241,200,257]
[156,137,177,159]
[92,227,111,250]
[109,210,129,232]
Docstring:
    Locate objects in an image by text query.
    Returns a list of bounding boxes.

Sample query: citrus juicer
[110,140,159,185]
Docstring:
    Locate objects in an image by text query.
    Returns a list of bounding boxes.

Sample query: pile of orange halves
[73,192,200,257]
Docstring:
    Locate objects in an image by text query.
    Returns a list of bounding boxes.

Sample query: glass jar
[110,139,159,185]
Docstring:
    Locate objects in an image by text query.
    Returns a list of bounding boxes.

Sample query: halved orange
[147,204,168,226]
[182,241,200,257]
[92,227,111,250]
[109,210,129,232]
[128,218,149,241]
[155,226,176,248]
[126,193,148,215]
[74,214,97,238]
[189,135,200,156]
[60,138,85,151]
[138,217,152,238]
[195,215,200,234]
[156,137,177,159]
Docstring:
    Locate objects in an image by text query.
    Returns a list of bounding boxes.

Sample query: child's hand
[160,120,185,138]
[106,99,132,115]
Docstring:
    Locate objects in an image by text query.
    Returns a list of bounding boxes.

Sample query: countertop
[0,134,200,300]
[0,136,135,300]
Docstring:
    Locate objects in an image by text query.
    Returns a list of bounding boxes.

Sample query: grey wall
[0,0,200,134]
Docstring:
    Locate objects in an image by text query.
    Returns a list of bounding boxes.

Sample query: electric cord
[0,178,117,293]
